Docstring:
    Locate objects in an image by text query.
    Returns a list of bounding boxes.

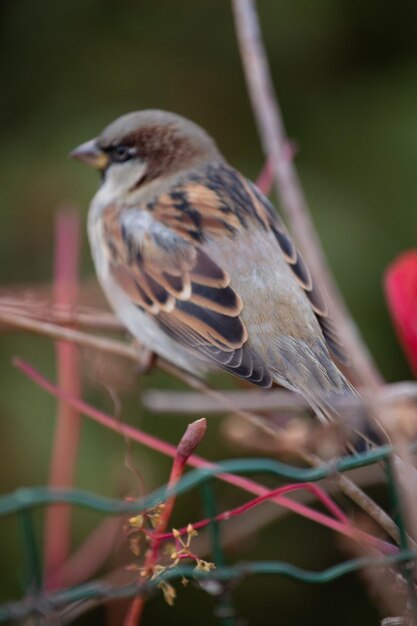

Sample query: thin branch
[190,463,387,557]
[0,308,212,393]
[144,388,305,414]
[231,0,383,389]
[0,310,138,360]
[143,383,417,414]
[0,308,284,437]
[152,481,394,556]
[0,297,123,331]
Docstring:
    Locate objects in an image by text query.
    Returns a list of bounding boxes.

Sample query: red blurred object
[384,250,417,378]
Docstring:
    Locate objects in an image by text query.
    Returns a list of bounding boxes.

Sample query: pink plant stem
[44,210,81,589]
[124,419,207,626]
[154,482,397,555]
[150,419,207,564]
[14,359,394,554]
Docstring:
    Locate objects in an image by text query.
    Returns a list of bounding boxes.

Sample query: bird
[71,109,357,427]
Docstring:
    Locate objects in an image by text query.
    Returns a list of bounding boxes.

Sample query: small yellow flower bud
[187,523,198,537]
[128,514,144,529]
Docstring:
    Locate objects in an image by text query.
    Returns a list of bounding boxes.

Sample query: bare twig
[0,297,123,331]
[0,310,138,360]
[336,473,400,545]
[143,383,417,415]
[0,307,282,438]
[231,0,382,390]
[144,388,304,414]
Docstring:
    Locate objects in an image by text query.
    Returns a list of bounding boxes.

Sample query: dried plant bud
[187,523,198,538]
[128,514,144,530]
[158,581,177,606]
[195,559,216,572]
[177,418,207,461]
[148,503,165,528]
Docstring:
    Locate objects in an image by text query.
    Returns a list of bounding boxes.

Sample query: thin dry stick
[1,309,278,436]
[231,0,382,390]
[143,385,417,414]
[0,297,123,331]
[44,209,82,589]
[144,388,307,414]
[0,311,139,361]
[0,308,208,391]
[336,473,400,544]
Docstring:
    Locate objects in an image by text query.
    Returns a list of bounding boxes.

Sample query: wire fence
[1,446,417,624]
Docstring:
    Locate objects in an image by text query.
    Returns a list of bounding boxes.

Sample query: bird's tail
[273,336,383,450]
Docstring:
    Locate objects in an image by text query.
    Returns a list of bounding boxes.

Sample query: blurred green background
[1,0,417,624]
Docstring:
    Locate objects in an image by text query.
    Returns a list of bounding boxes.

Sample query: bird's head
[70,110,222,200]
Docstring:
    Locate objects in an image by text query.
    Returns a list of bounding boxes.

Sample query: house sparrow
[71,109,355,424]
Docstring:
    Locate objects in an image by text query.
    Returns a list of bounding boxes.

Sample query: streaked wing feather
[157,310,272,387]
[248,180,348,364]
[102,193,272,386]
[102,160,346,388]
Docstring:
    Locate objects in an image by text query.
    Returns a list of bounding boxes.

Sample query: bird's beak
[70,139,109,169]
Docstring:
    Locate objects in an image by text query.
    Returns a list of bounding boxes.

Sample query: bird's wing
[101,190,273,387]
[101,161,346,386]
[151,162,346,364]
[160,162,347,364]
[246,179,348,364]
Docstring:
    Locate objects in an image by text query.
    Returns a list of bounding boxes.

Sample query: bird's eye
[110,145,135,163]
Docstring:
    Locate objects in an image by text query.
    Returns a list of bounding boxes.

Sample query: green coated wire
[1,445,417,622]
[0,443,412,519]
[1,550,417,622]
[18,510,42,591]
[201,480,237,626]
